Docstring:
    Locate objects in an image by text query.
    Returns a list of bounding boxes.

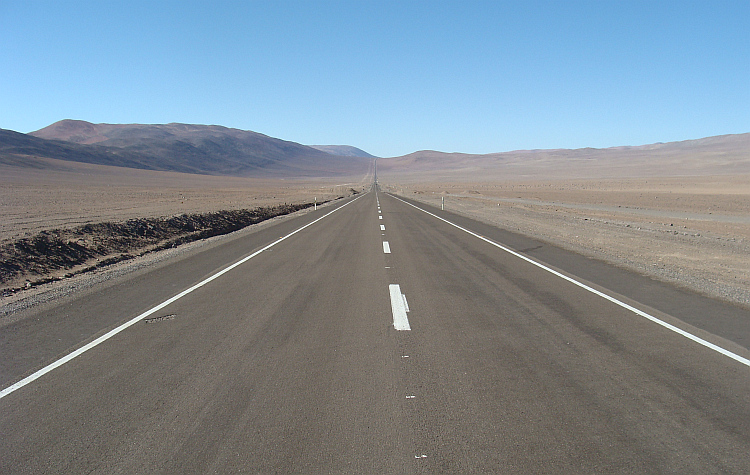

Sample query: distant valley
[308,144,377,158]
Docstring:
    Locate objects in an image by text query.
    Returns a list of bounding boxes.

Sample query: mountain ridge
[8,120,373,177]
[377,132,750,179]
[3,119,747,179]
[392,132,750,161]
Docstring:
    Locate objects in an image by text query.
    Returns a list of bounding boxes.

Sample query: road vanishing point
[2,186,750,473]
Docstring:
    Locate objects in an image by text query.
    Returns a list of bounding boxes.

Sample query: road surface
[2,187,749,473]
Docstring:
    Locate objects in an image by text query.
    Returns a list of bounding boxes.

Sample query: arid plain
[0,157,369,243]
[0,156,370,309]
[2,130,749,313]
[378,133,750,308]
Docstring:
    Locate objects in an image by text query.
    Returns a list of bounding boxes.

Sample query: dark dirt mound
[0,201,332,294]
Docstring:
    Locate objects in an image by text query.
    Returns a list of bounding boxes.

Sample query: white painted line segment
[390,284,411,331]
[383,241,391,253]
[402,294,410,312]
[380,225,385,231]
[0,193,368,400]
[390,194,750,368]
[379,215,383,220]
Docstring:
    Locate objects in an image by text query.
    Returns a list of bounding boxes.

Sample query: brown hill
[377,133,750,180]
[20,120,371,177]
[0,128,161,171]
[31,119,110,144]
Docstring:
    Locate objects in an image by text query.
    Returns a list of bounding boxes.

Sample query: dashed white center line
[380,224,385,230]
[383,241,391,253]
[379,215,383,220]
[389,284,411,331]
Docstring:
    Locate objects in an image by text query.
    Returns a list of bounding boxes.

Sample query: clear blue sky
[1,1,748,157]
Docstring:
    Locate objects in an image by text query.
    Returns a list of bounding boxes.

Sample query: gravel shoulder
[0,161,369,319]
[0,197,346,324]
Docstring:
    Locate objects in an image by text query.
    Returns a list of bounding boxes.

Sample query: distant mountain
[377,133,750,179]
[8,120,746,180]
[11,120,371,177]
[0,127,163,171]
[308,144,377,158]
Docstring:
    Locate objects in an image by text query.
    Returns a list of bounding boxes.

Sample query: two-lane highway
[1,187,749,473]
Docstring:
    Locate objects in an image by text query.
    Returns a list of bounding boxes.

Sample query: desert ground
[0,157,370,307]
[0,157,370,243]
[381,174,750,309]
[2,134,748,313]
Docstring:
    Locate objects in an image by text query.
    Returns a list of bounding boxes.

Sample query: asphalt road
[1,187,749,473]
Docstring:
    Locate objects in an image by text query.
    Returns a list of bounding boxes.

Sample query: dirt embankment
[0,198,350,295]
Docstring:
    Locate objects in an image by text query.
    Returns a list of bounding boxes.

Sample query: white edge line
[389,194,750,367]
[0,193,367,400]
[390,284,411,331]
